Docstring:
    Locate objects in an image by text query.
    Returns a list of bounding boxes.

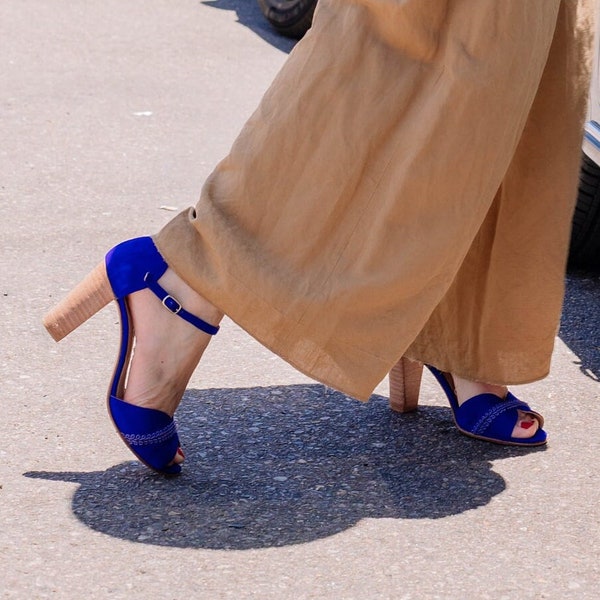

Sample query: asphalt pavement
[1,1,599,598]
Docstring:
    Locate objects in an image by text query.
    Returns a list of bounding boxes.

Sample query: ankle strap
[143,272,220,336]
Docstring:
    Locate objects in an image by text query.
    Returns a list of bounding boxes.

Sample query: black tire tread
[258,0,316,39]
[569,154,600,269]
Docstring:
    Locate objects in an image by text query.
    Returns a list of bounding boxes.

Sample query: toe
[511,410,540,439]
[169,447,185,467]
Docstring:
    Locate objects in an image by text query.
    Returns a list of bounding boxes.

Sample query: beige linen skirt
[156,0,593,400]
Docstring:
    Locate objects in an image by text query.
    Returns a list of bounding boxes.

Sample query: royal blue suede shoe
[44,236,220,474]
[388,359,547,445]
[426,365,547,446]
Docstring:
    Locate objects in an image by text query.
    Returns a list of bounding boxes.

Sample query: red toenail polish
[520,421,534,430]
[177,448,185,458]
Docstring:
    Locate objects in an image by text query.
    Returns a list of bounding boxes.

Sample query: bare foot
[122,268,223,465]
[452,375,540,439]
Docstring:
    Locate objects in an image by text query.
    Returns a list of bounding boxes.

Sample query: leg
[123,269,222,416]
[155,0,585,401]
[406,0,593,383]
[45,0,592,472]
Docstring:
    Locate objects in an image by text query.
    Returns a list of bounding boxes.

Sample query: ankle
[159,269,223,326]
[452,374,507,407]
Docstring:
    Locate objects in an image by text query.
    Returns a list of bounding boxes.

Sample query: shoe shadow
[201,0,297,53]
[24,384,544,550]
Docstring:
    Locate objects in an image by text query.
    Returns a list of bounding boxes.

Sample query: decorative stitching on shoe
[121,421,177,446]
[471,398,527,435]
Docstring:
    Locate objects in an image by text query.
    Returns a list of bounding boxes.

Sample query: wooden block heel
[43,261,113,342]
[388,357,423,413]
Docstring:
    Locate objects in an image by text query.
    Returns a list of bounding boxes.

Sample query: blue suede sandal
[427,365,547,446]
[388,358,547,446]
[44,236,220,474]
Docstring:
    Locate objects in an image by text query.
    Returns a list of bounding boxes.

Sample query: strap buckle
[162,294,182,314]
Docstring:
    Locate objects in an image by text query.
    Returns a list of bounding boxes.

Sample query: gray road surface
[1,1,599,598]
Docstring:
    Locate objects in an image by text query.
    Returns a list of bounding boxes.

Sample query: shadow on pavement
[25,384,544,550]
[202,0,297,53]
[560,272,600,383]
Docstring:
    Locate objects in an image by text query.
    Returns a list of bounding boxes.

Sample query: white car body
[583,37,600,166]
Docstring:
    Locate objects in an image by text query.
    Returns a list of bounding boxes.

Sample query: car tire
[257,0,317,39]
[569,153,600,269]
